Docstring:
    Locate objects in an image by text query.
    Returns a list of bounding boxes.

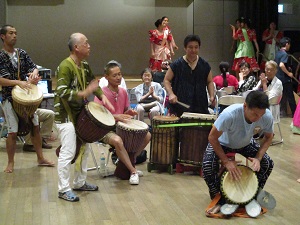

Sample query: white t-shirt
[214,104,273,149]
[99,77,127,90]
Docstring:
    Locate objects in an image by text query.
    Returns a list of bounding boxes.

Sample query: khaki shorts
[100,131,116,144]
[2,100,39,133]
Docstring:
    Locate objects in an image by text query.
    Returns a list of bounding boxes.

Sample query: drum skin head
[181,112,216,120]
[153,115,179,122]
[12,85,43,103]
[221,165,258,205]
[117,119,148,131]
[87,102,115,127]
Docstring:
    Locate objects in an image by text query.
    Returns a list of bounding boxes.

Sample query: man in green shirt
[54,32,113,202]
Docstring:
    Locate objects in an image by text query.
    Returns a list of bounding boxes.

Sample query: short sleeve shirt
[214,104,273,149]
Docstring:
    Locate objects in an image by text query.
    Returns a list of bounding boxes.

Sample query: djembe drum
[114,119,149,179]
[76,101,115,143]
[148,116,179,174]
[12,85,43,136]
[220,165,259,205]
[179,113,216,165]
[56,101,115,164]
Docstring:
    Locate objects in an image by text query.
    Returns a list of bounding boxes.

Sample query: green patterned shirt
[54,57,102,124]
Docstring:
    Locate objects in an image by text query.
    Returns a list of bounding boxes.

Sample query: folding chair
[269,95,283,145]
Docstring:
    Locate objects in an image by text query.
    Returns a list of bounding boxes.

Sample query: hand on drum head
[18,81,32,90]
[113,114,132,122]
[247,157,261,172]
[124,108,137,117]
[28,73,41,84]
[224,160,242,181]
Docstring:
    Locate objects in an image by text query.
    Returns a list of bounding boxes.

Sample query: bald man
[54,33,113,202]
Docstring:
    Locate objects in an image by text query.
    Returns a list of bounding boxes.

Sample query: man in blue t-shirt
[274,37,296,116]
[202,91,274,213]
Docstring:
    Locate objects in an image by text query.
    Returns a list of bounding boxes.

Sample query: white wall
[192,0,238,75]
[6,0,190,76]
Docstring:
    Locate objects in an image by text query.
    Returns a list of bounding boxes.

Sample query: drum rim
[180,112,216,120]
[220,165,259,205]
[116,119,149,132]
[153,115,179,122]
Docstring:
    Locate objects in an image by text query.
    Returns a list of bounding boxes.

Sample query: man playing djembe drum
[94,61,151,185]
[0,24,54,173]
[54,33,114,202]
[202,91,275,215]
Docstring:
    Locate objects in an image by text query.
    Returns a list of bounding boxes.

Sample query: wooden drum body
[12,85,43,118]
[179,113,216,165]
[148,116,179,173]
[115,119,149,180]
[116,119,149,153]
[221,165,258,205]
[76,101,115,143]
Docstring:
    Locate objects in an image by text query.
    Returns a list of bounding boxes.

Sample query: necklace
[108,86,119,102]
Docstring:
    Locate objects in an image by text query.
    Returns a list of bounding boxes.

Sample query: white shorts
[2,100,39,133]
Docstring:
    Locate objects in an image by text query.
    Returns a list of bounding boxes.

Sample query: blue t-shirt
[214,104,273,149]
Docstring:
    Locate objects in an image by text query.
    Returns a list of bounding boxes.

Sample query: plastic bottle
[100,151,106,172]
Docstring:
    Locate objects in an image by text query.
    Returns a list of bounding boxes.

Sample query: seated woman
[213,61,239,90]
[135,68,164,122]
[235,61,257,96]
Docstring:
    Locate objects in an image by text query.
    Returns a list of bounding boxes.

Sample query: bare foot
[206,204,221,215]
[38,158,55,167]
[297,178,300,183]
[4,162,14,173]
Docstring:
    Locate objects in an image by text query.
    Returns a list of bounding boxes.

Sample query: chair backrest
[218,95,245,106]
[161,88,167,107]
[269,95,282,106]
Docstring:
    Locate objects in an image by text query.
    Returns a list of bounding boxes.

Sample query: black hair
[154,19,163,28]
[0,24,14,42]
[279,37,291,48]
[140,68,153,78]
[245,91,269,109]
[219,62,229,87]
[183,34,201,48]
[104,61,121,74]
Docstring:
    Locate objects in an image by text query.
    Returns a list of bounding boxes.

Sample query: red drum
[76,102,115,143]
[114,119,149,179]
[221,165,258,205]
[179,113,216,165]
[149,116,179,165]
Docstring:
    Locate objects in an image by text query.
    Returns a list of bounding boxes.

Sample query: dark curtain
[238,0,279,52]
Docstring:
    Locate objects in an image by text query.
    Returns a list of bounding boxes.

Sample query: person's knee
[110,135,124,150]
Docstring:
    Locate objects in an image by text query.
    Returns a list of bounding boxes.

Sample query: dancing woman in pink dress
[149,18,173,72]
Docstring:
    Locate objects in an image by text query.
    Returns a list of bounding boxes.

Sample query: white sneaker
[137,170,143,177]
[129,173,139,185]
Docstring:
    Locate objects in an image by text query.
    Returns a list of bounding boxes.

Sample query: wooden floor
[0,116,300,225]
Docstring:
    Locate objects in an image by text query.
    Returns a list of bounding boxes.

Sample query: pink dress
[149,29,172,71]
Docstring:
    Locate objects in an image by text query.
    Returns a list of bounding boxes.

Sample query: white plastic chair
[269,95,283,145]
